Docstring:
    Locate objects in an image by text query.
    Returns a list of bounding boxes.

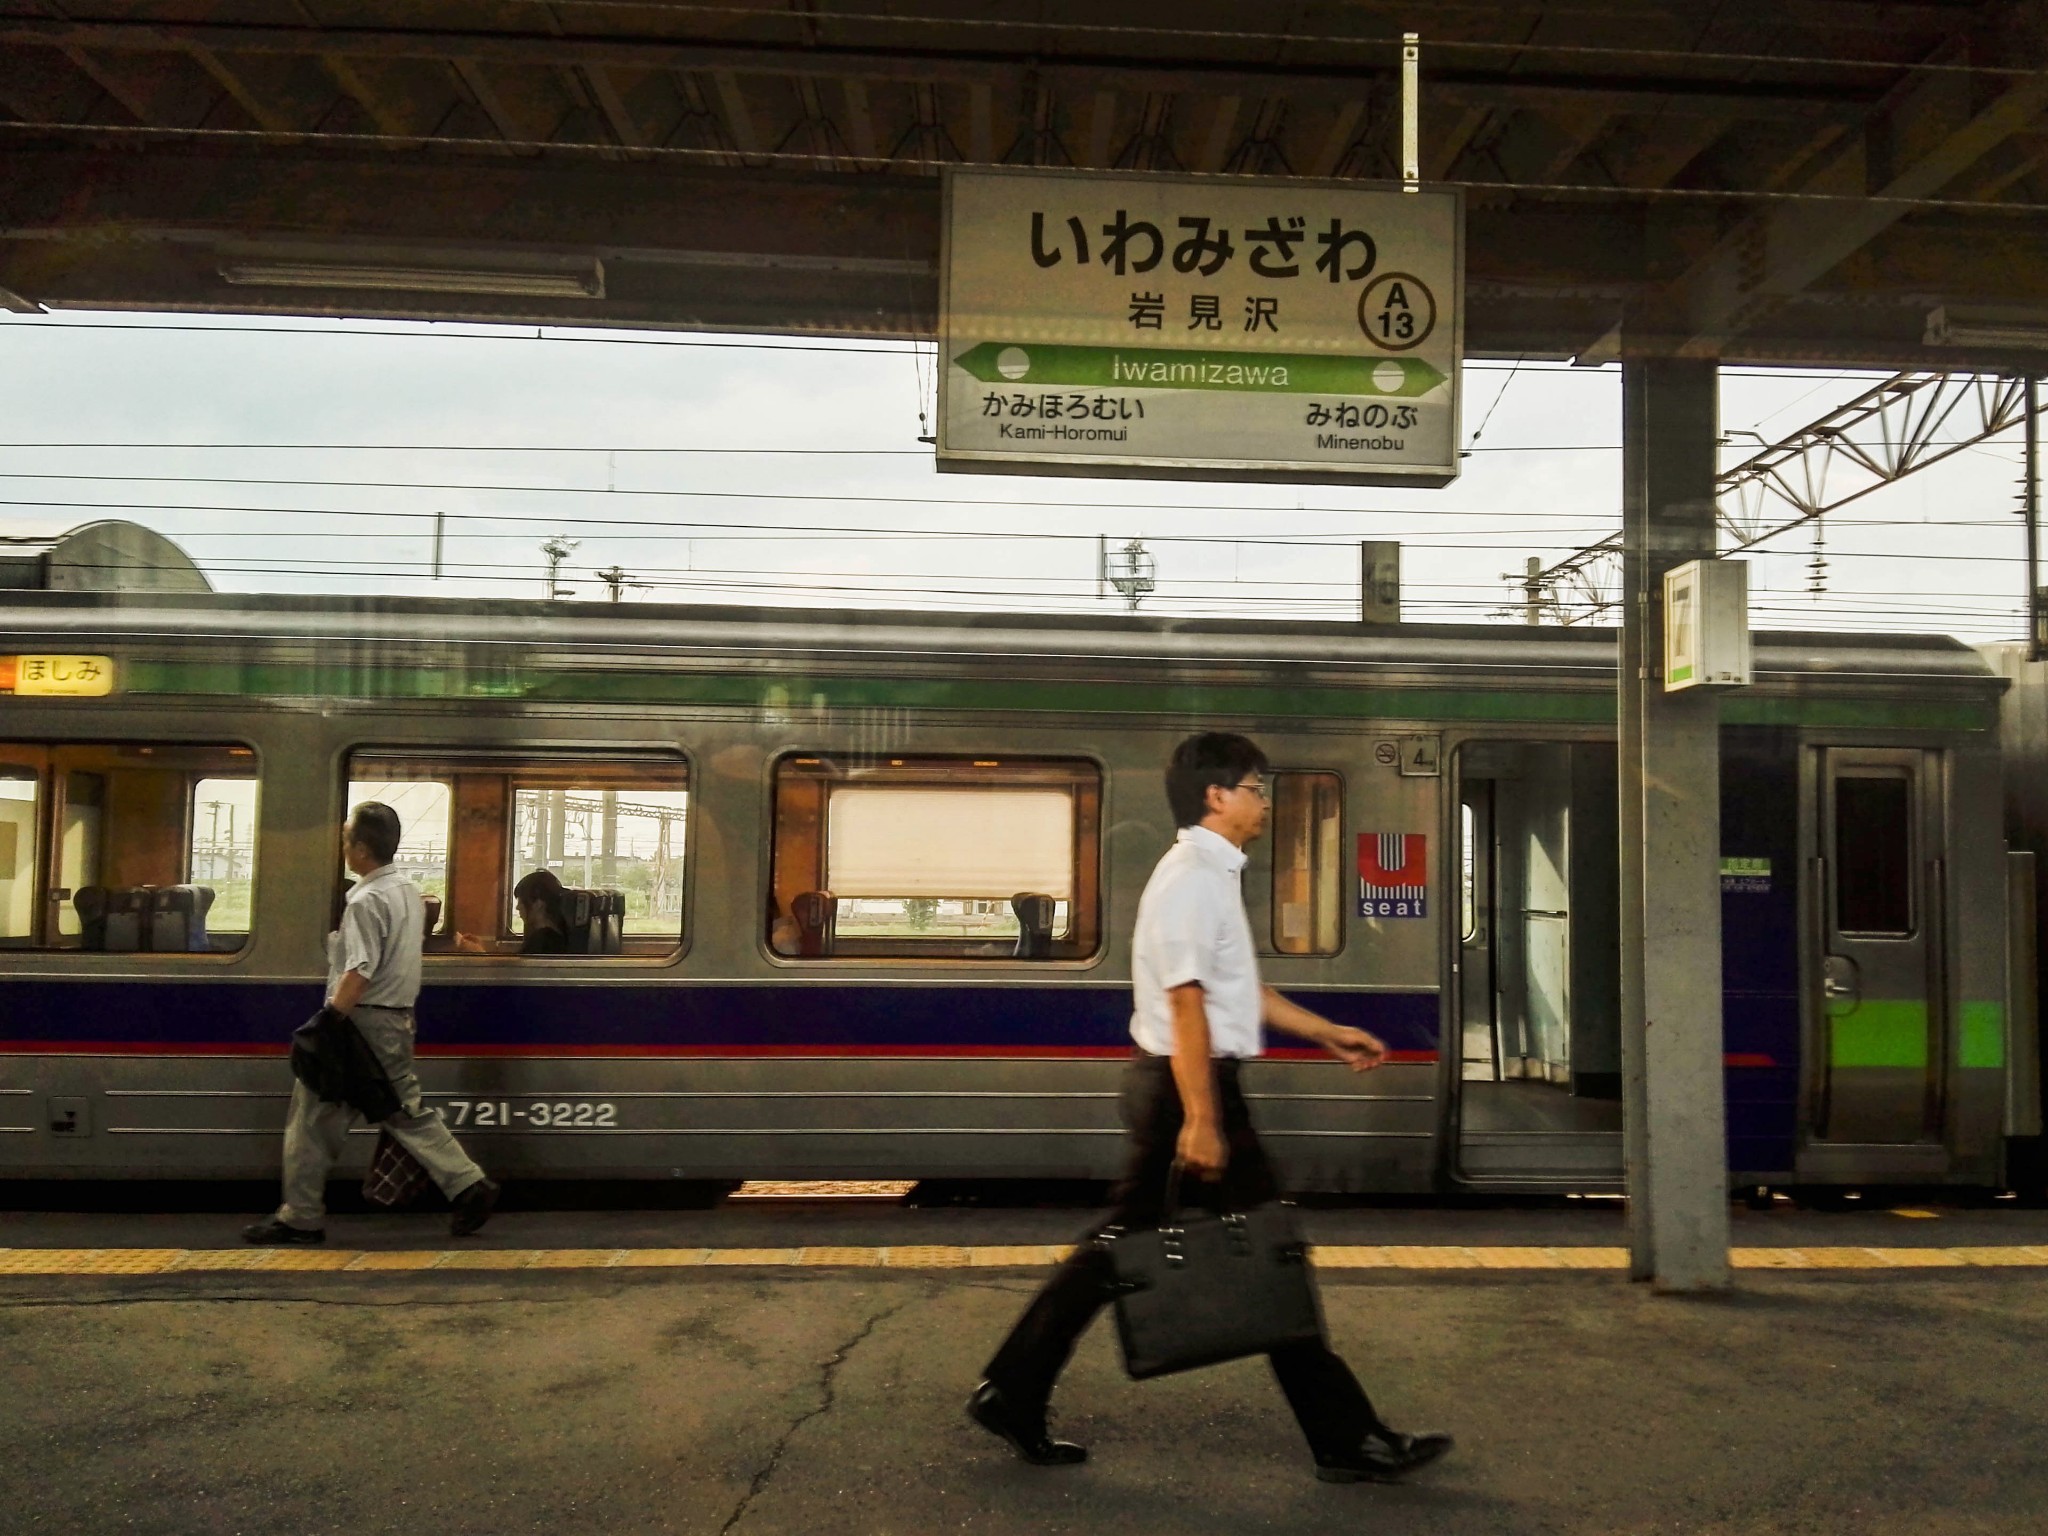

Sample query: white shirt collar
[347,864,399,900]
[1177,823,1249,874]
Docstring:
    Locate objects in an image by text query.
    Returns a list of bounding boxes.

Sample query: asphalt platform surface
[5,1191,2048,1535]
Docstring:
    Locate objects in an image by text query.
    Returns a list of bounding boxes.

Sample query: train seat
[73,885,216,951]
[72,885,114,949]
[1011,892,1057,959]
[791,890,837,957]
[148,885,215,952]
[595,889,624,954]
[557,888,595,952]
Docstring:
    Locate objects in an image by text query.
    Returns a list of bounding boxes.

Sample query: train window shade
[1268,772,1344,957]
[770,755,1102,960]
[1834,771,1914,936]
[0,742,259,953]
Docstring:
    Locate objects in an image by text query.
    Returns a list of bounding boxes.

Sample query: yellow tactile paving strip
[5,1244,2048,1277]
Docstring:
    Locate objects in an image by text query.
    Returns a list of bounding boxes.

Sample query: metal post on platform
[1401,33,1420,192]
[1618,357,1731,1292]
[2025,376,2041,661]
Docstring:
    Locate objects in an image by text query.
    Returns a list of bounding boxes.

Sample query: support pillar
[1618,357,1731,1291]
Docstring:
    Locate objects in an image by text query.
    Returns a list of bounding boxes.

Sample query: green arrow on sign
[952,341,1446,397]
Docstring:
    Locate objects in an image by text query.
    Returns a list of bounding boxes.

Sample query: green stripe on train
[1829,1000,1929,1069]
[117,661,1995,731]
[1960,1000,2006,1070]
[1830,1000,2007,1070]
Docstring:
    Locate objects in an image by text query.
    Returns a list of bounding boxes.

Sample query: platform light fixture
[1924,306,2048,349]
[218,259,604,300]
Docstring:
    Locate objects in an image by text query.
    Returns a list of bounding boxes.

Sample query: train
[1,588,2042,1198]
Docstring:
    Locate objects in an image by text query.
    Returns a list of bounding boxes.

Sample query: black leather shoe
[242,1218,324,1245]
[450,1177,500,1236]
[1315,1429,1455,1484]
[966,1382,1087,1466]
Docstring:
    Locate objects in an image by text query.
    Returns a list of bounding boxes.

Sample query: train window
[1460,802,1478,944]
[0,742,260,952]
[0,765,37,943]
[344,776,453,905]
[1835,772,1913,936]
[344,751,687,958]
[770,754,1101,960]
[1270,772,1343,955]
[188,778,260,934]
[507,778,688,939]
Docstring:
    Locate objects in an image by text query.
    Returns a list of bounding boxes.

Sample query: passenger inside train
[510,869,571,955]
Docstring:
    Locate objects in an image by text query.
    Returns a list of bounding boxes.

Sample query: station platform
[5,1193,2046,1534]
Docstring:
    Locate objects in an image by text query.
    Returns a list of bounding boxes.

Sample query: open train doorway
[1453,741,1624,1182]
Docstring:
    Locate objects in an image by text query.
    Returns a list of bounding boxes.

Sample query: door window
[1834,772,1913,936]
[1269,772,1343,955]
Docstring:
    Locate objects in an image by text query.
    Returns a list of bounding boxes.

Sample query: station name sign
[937,166,1463,486]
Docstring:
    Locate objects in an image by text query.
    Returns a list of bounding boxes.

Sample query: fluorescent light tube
[1925,306,2048,349]
[218,260,603,299]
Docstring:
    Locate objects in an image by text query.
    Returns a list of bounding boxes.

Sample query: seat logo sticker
[1359,833,1427,919]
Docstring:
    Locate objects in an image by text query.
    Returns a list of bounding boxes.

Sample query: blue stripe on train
[0,979,1445,1054]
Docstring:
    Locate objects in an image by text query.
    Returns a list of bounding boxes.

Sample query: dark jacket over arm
[290,1007,402,1123]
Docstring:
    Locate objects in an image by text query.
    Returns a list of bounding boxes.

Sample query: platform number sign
[1359,833,1428,919]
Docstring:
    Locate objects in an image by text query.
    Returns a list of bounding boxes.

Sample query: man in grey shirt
[244,802,498,1243]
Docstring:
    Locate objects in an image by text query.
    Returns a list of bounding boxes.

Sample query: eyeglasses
[1231,780,1272,801]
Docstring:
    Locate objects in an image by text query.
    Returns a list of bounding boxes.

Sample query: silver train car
[0,592,2036,1195]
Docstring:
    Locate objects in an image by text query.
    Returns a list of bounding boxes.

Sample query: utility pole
[595,565,640,603]
[541,536,579,600]
[1104,538,1156,612]
[1360,541,1401,623]
[1523,556,1543,625]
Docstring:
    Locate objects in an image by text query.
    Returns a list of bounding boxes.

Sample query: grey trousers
[276,1005,485,1229]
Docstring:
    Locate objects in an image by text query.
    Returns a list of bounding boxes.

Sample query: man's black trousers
[982,1053,1388,1461]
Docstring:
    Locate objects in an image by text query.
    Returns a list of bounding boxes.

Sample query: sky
[0,310,2031,644]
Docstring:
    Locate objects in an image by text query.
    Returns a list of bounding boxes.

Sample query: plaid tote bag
[362,1130,433,1209]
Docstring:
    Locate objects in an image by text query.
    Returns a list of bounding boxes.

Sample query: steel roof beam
[0,19,1875,122]
[1652,60,2048,358]
[1524,371,2031,623]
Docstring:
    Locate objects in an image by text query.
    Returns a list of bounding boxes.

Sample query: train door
[1812,749,1947,1146]
[1458,785,1498,1080]
[1453,741,1623,1180]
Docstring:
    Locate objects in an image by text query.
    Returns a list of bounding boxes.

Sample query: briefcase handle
[1161,1159,1246,1227]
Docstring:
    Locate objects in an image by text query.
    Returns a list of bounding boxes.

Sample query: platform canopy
[0,2,2045,369]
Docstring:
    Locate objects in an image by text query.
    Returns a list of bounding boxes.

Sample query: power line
[206,1,2048,82]
[7,117,2046,215]
[0,318,927,355]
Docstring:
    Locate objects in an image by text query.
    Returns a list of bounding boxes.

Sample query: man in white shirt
[244,802,498,1243]
[970,732,1453,1484]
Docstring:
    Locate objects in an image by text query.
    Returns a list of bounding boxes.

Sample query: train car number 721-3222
[442,1100,621,1129]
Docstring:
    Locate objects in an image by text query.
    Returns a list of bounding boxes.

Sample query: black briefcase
[1102,1170,1324,1381]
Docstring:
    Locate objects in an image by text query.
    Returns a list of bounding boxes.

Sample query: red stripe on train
[0,1041,1441,1063]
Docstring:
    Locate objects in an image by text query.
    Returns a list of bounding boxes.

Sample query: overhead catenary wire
[162,0,2048,83]
[7,117,2048,216]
